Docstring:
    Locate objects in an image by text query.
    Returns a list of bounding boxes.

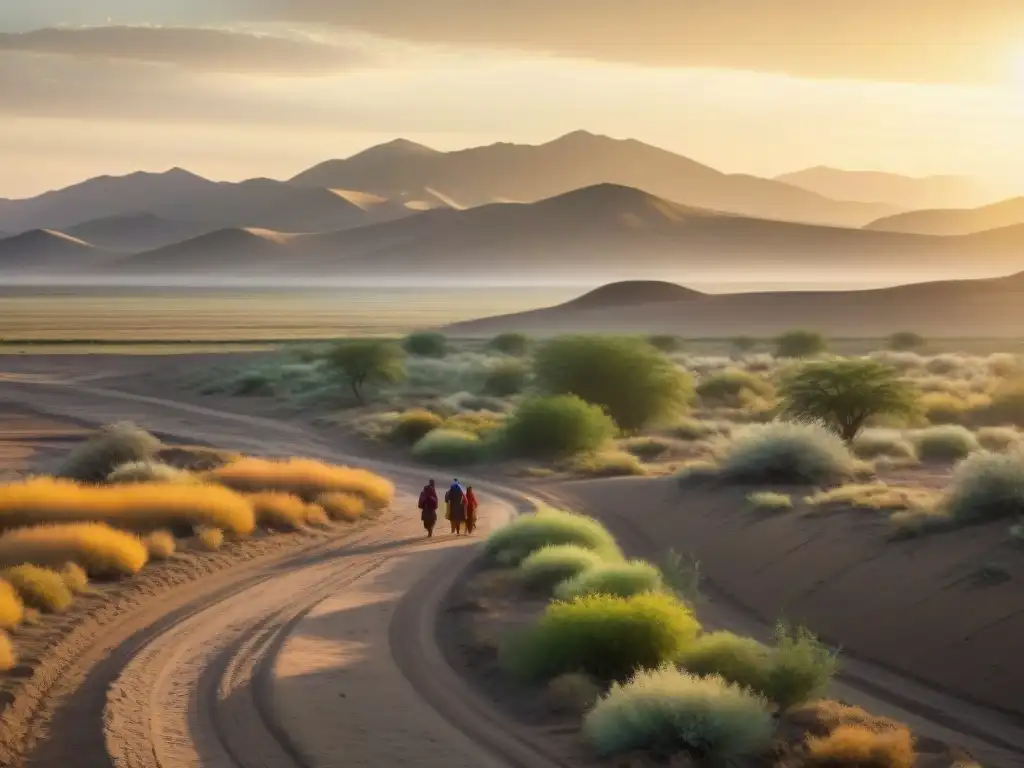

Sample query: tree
[887,331,926,352]
[780,358,919,442]
[326,340,405,403]
[403,331,448,358]
[533,336,693,432]
[775,329,827,359]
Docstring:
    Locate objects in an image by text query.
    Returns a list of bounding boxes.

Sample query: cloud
[0,25,368,74]
[261,0,1024,84]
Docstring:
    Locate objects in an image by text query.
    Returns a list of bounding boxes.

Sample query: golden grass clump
[209,457,394,509]
[245,492,310,531]
[0,579,24,630]
[196,527,225,551]
[3,565,74,613]
[60,562,90,594]
[143,530,176,560]
[303,504,331,528]
[805,724,914,767]
[316,492,365,522]
[0,630,15,672]
[804,483,939,514]
[0,477,256,537]
[0,522,149,577]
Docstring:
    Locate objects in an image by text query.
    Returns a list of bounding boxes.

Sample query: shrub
[482,360,530,397]
[316,492,365,522]
[718,422,857,485]
[697,369,774,406]
[502,395,616,459]
[107,461,195,485]
[0,580,24,630]
[57,422,162,482]
[209,457,394,508]
[886,332,926,351]
[805,725,914,767]
[570,450,648,478]
[0,478,256,536]
[987,353,1024,378]
[912,425,979,461]
[779,359,918,442]
[534,336,694,431]
[388,409,444,445]
[761,622,838,710]
[924,354,965,376]
[196,527,224,551]
[622,437,673,460]
[805,483,937,514]
[677,631,771,688]
[488,332,530,356]
[666,418,716,441]
[919,392,972,425]
[485,508,621,565]
[325,340,406,403]
[852,430,916,461]
[554,560,664,600]
[942,450,1024,524]
[977,426,1021,453]
[403,331,448,358]
[502,592,700,683]
[983,381,1024,426]
[518,544,609,591]
[245,492,310,531]
[3,565,73,613]
[647,334,683,352]
[0,523,148,577]
[412,429,485,466]
[0,631,14,672]
[746,491,793,511]
[143,530,176,560]
[582,666,773,760]
[775,330,826,359]
[60,562,90,594]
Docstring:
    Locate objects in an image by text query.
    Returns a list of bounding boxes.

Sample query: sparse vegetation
[325,339,406,403]
[487,332,530,356]
[717,422,857,485]
[3,565,74,613]
[245,492,311,531]
[143,530,176,560]
[502,395,616,459]
[518,545,610,592]
[0,523,149,577]
[775,329,827,359]
[388,409,444,445]
[852,430,916,461]
[316,492,366,522]
[482,359,530,396]
[60,562,90,594]
[569,450,647,478]
[57,422,161,482]
[196,527,225,551]
[485,508,621,566]
[941,449,1024,525]
[697,368,774,406]
[805,724,914,767]
[209,457,394,508]
[412,428,486,465]
[747,491,793,511]
[553,560,664,600]
[912,425,979,461]
[107,461,195,485]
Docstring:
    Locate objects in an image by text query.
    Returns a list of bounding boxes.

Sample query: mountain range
[864,197,1024,236]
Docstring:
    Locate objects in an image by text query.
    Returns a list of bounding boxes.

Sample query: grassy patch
[245,492,311,531]
[805,725,914,767]
[107,461,197,485]
[852,430,917,461]
[977,426,1021,453]
[209,457,394,509]
[388,409,444,445]
[804,483,938,514]
[412,429,486,466]
[912,426,980,462]
[316,492,366,522]
[485,508,622,566]
[697,368,774,406]
[143,530,176,560]
[60,562,90,594]
[0,579,24,630]
[518,544,609,592]
[57,422,162,482]
[553,560,663,600]
[569,450,648,478]
[746,491,793,511]
[3,565,74,613]
[717,422,857,485]
[0,522,149,577]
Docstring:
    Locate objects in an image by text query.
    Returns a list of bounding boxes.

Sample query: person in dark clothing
[445,478,467,535]
[465,486,479,535]
[418,479,438,537]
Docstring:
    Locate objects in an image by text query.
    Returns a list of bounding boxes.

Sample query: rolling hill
[445,272,1024,339]
[114,228,302,273]
[0,229,117,271]
[775,167,992,211]
[64,212,218,252]
[865,197,1024,236]
[291,131,896,227]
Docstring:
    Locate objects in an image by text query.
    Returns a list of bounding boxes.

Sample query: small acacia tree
[775,330,827,359]
[326,340,406,403]
[780,358,919,442]
[534,335,693,432]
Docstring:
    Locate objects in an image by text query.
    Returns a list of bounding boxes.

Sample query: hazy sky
[3,1,1024,198]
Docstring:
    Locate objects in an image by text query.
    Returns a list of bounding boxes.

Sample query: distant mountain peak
[347,138,438,160]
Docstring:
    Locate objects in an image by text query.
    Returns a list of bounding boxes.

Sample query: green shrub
[678,631,771,687]
[761,622,839,710]
[665,418,717,441]
[554,560,664,600]
[502,395,616,459]
[502,592,700,683]
[403,331,448,358]
[647,334,683,352]
[718,422,856,485]
[389,409,444,445]
[942,450,1024,524]
[697,369,774,405]
[746,491,793,511]
[487,332,530,356]
[534,336,693,431]
[107,461,195,485]
[58,422,162,483]
[775,329,827,359]
[570,450,648,478]
[780,359,918,442]
[913,425,979,462]
[852,430,916,460]
[582,666,773,760]
[325,340,405,403]
[887,331,926,351]
[482,360,530,397]
[518,544,609,591]
[411,429,485,466]
[485,508,621,565]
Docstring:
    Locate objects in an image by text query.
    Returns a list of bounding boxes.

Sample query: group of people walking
[417,478,478,537]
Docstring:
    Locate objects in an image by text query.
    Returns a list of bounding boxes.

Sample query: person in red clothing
[465,486,479,535]
[418,479,438,537]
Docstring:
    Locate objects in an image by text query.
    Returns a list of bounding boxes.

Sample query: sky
[2,1,1024,198]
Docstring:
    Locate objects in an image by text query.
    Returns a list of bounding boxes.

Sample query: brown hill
[562,280,704,309]
[65,212,217,252]
[0,229,117,272]
[775,167,991,210]
[291,131,895,227]
[866,197,1024,235]
[113,228,299,273]
[445,271,1024,339]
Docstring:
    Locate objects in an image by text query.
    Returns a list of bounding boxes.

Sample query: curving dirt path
[0,373,1022,767]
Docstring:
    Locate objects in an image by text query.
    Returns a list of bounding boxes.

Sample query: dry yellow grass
[0,630,15,672]
[143,530,176,560]
[196,527,225,551]
[316,492,365,522]
[0,579,24,630]
[803,484,939,514]
[60,562,90,594]
[303,504,331,528]
[0,477,256,536]
[805,724,914,767]
[244,492,310,531]
[0,522,149,577]
[3,565,74,613]
[209,457,394,508]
